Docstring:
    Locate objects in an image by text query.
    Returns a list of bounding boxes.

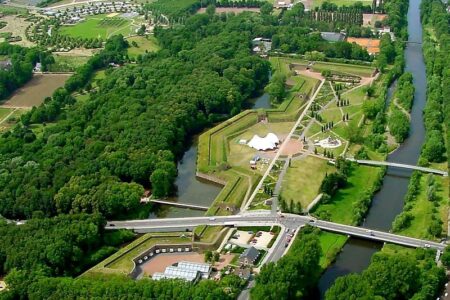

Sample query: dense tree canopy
[251,227,321,299]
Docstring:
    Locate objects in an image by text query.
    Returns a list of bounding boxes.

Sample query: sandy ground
[213,254,234,270]
[0,15,34,47]
[295,69,325,81]
[233,230,253,245]
[252,232,273,248]
[53,48,99,56]
[143,253,205,276]
[281,138,303,156]
[198,7,260,14]
[362,13,387,27]
[1,74,70,108]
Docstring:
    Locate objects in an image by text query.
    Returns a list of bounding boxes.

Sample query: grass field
[281,156,335,209]
[312,0,373,9]
[396,175,449,240]
[311,61,375,77]
[0,5,28,15]
[127,36,160,57]
[313,165,383,225]
[318,231,347,269]
[0,107,12,120]
[85,232,192,275]
[147,0,199,18]
[49,54,91,72]
[60,15,132,39]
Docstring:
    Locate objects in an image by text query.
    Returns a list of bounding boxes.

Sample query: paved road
[107,213,446,251]
[347,158,448,176]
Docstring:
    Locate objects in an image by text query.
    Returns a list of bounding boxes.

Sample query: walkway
[347,158,448,176]
[146,199,209,211]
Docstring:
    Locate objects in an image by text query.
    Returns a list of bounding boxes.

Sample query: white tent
[247,133,280,151]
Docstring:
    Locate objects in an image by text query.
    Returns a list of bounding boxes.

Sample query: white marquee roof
[247,133,279,151]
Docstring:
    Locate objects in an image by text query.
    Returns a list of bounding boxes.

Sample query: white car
[209,217,216,221]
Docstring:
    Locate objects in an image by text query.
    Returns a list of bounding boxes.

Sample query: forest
[0,15,270,220]
[326,248,446,299]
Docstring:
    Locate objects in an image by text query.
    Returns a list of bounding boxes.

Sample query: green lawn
[60,15,132,39]
[281,156,335,209]
[318,231,348,269]
[313,165,382,225]
[312,61,375,77]
[97,233,192,274]
[0,107,13,120]
[312,0,373,8]
[343,85,367,105]
[396,175,449,240]
[127,36,160,57]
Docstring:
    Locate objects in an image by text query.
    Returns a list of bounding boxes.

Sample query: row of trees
[420,0,448,165]
[7,269,245,299]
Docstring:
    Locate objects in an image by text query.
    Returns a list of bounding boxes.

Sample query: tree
[206,4,216,17]
[265,73,286,103]
[422,130,445,162]
[325,274,377,300]
[204,250,212,262]
[260,2,273,15]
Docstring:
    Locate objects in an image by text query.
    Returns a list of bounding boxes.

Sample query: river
[318,0,428,296]
[150,92,272,218]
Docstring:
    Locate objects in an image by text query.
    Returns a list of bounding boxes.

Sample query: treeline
[0,43,53,100]
[326,249,446,300]
[0,214,123,279]
[18,273,245,300]
[420,0,448,165]
[0,14,270,219]
[251,226,321,299]
[215,0,265,8]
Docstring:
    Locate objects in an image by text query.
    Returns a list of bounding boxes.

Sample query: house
[0,59,12,71]
[239,246,260,265]
[252,37,272,54]
[320,32,346,42]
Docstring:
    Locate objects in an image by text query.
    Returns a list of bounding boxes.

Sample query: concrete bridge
[146,199,209,211]
[106,213,446,251]
[347,158,448,176]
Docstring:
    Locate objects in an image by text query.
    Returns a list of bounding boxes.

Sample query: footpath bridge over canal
[346,158,448,176]
[145,199,209,211]
[107,213,446,251]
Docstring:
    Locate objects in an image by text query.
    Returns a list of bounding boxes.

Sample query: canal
[318,0,428,296]
[319,0,426,298]
[150,91,272,218]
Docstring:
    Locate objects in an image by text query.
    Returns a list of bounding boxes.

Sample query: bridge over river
[346,158,448,176]
[106,213,446,251]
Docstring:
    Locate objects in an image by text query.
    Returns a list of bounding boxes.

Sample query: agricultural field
[59,14,133,39]
[0,5,28,15]
[127,35,160,57]
[1,74,70,107]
